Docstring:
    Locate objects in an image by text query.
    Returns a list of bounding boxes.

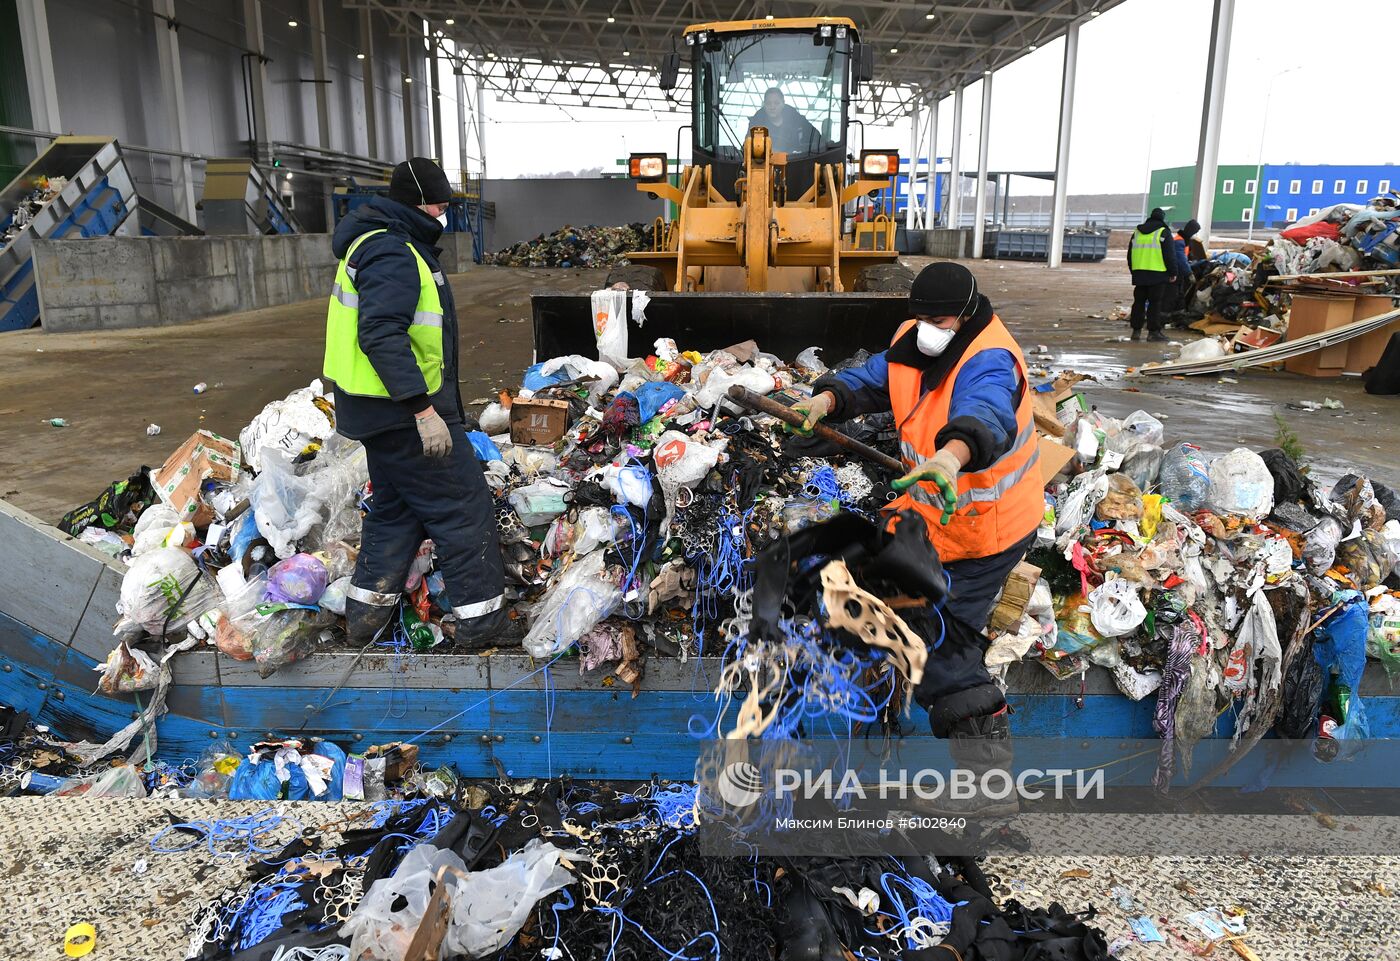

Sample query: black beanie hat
[1149,207,1166,221]
[389,157,452,207]
[908,262,979,319]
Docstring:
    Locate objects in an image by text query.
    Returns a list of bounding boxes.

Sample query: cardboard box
[1031,389,1067,438]
[510,397,571,446]
[1344,294,1400,375]
[151,430,240,527]
[1055,392,1089,429]
[1284,294,1353,377]
[1036,434,1077,486]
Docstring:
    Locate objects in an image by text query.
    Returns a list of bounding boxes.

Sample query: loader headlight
[860,150,899,177]
[629,153,667,181]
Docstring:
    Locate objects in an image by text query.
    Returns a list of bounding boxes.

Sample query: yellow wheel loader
[532,17,919,361]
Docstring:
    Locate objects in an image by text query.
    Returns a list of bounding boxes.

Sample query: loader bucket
[531,291,911,364]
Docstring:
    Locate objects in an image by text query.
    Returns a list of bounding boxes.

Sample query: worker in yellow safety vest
[791,262,1043,815]
[323,157,505,647]
[1126,207,1178,342]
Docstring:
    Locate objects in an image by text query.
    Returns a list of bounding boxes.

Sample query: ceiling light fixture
[623,49,631,56]
[445,18,454,25]
[1028,43,1037,50]
[356,52,365,60]
[889,46,898,53]
[287,19,298,27]
[606,15,615,22]
[925,12,936,19]
[765,13,774,19]
[1090,8,1100,15]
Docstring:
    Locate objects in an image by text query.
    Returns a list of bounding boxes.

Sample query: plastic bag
[96,640,161,693]
[228,754,283,801]
[539,353,619,404]
[1052,592,1106,654]
[1207,448,1274,519]
[342,843,470,961]
[251,607,330,678]
[603,462,652,508]
[1336,528,1396,589]
[1117,411,1165,449]
[1088,578,1147,637]
[1122,444,1165,492]
[183,745,241,799]
[692,364,778,410]
[239,381,335,473]
[467,430,502,462]
[523,552,622,658]
[320,576,350,615]
[1054,470,1109,547]
[794,346,828,376]
[478,402,510,435]
[116,546,218,637]
[509,480,571,527]
[591,288,629,368]
[131,503,191,556]
[53,765,148,798]
[1303,516,1344,574]
[1095,472,1144,521]
[265,553,330,605]
[1159,443,1211,510]
[252,441,368,558]
[442,840,573,957]
[1177,336,1231,363]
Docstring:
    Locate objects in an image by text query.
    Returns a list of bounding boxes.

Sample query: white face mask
[916,322,956,356]
[435,212,448,228]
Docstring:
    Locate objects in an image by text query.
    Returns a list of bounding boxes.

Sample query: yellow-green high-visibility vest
[1129,227,1167,272]
[323,228,445,397]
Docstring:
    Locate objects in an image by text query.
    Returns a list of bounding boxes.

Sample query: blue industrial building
[1149,163,1400,229]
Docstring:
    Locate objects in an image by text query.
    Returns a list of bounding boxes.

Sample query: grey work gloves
[414,407,453,458]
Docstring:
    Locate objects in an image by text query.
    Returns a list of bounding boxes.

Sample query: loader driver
[323,157,506,647]
[794,262,1041,815]
[747,87,823,155]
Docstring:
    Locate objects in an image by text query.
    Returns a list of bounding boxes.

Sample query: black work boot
[1147,330,1169,342]
[1129,329,1143,341]
[915,711,1020,818]
[345,598,397,646]
[449,606,509,649]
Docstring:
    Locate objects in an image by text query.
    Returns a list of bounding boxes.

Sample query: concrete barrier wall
[483,178,663,251]
[32,234,340,332]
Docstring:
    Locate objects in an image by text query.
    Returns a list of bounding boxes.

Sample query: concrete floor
[1,257,1394,525]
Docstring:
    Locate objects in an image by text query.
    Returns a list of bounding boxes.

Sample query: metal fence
[943,211,1141,229]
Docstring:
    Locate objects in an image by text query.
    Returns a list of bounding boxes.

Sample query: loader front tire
[604,265,666,291]
[853,263,916,293]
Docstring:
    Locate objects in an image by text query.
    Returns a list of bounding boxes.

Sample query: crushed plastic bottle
[192,382,208,394]
[47,418,68,427]
[146,424,162,436]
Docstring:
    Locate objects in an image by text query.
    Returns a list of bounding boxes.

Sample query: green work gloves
[414,407,454,458]
[892,448,961,525]
[787,391,835,436]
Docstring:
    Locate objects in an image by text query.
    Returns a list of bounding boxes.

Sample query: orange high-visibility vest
[885,316,1044,563]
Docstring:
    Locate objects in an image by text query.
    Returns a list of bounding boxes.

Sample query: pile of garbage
[485,222,649,268]
[57,289,1400,770]
[0,174,67,252]
[1027,383,1399,780]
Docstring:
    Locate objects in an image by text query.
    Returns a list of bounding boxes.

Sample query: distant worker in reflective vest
[1126,206,1178,342]
[323,157,505,646]
[791,262,1042,815]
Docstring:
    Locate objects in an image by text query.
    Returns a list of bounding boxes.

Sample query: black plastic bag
[57,468,154,536]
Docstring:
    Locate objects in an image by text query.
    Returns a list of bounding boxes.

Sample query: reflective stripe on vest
[323,228,445,398]
[1130,228,1167,272]
[885,316,1046,563]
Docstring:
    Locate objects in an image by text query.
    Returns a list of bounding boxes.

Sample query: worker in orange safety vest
[791,262,1042,815]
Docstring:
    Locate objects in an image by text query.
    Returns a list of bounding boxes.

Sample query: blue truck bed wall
[1,498,1395,783]
[0,137,141,331]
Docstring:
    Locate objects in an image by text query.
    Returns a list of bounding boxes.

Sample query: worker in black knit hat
[795,261,1040,816]
[323,157,505,648]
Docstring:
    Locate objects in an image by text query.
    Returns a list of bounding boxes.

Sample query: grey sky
[439,0,1394,196]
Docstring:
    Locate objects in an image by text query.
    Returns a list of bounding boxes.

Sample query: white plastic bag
[342,844,468,961]
[539,354,619,404]
[603,461,652,507]
[96,640,161,693]
[591,288,629,368]
[1117,411,1165,450]
[1087,578,1147,637]
[239,380,335,473]
[795,346,828,376]
[1207,447,1275,519]
[523,552,622,658]
[1176,336,1231,363]
[692,365,778,410]
[131,504,191,556]
[116,547,218,637]
[442,840,573,957]
[251,441,367,558]
[478,402,510,435]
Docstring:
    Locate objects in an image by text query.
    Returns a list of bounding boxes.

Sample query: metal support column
[430,39,444,163]
[947,85,964,230]
[905,97,920,229]
[242,0,270,163]
[308,0,331,150]
[1047,18,1080,268]
[456,66,469,186]
[152,0,196,221]
[359,7,378,158]
[16,0,61,133]
[401,35,416,156]
[1192,0,1235,235]
[476,72,487,180]
[971,73,992,259]
[923,95,938,228]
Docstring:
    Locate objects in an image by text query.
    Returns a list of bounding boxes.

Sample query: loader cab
[676,19,864,202]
